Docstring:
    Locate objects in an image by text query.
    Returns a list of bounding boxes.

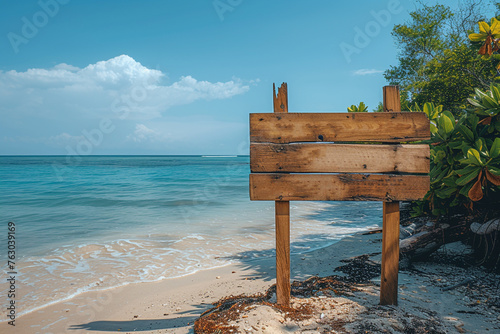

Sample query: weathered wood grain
[379,86,402,306]
[273,82,290,306]
[250,112,430,143]
[275,201,290,306]
[250,143,430,174]
[380,201,400,305]
[249,173,430,202]
[273,83,288,113]
[383,86,401,112]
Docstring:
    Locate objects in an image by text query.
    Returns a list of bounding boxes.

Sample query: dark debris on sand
[194,274,356,333]
[334,254,381,283]
[194,256,382,333]
[352,306,447,334]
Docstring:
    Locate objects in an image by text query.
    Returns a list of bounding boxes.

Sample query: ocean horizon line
[0,154,250,157]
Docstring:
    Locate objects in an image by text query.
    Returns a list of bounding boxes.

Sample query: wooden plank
[251,143,430,174]
[275,201,290,306]
[380,201,400,305]
[249,173,430,201]
[250,112,430,143]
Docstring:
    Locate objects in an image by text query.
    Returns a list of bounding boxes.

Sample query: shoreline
[3,261,238,323]
[1,231,378,333]
[3,205,378,324]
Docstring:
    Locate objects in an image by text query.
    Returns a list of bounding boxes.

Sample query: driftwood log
[399,218,469,260]
[470,218,500,269]
[399,209,499,271]
[470,219,500,235]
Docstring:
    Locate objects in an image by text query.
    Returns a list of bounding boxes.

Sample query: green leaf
[476,109,492,116]
[443,110,455,120]
[475,88,489,99]
[475,138,483,151]
[436,187,457,199]
[468,98,484,108]
[467,148,483,166]
[491,138,500,158]
[358,102,368,112]
[449,141,464,149]
[430,165,443,179]
[438,114,454,134]
[459,182,474,196]
[433,167,449,183]
[492,85,500,102]
[483,108,497,115]
[348,102,368,113]
[460,147,468,157]
[489,166,500,175]
[430,123,438,134]
[456,168,480,186]
[443,176,458,187]
[469,32,487,42]
[479,21,490,33]
[457,125,474,142]
[483,95,499,109]
[468,114,479,132]
[455,165,479,175]
[424,106,432,118]
[433,150,447,163]
[491,17,500,33]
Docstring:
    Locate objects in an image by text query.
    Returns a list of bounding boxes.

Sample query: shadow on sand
[69,304,211,332]
[69,316,198,332]
[221,232,357,282]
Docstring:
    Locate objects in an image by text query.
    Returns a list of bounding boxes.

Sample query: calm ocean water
[0,156,382,317]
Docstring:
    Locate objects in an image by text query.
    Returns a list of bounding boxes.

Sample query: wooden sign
[249,83,430,306]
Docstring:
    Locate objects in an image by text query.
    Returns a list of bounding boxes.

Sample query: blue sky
[0,0,473,155]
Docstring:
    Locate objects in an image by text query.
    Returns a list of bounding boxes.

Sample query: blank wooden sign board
[249,83,430,306]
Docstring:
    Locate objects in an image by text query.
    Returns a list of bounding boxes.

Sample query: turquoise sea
[0,156,382,317]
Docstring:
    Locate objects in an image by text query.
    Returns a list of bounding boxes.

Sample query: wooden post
[273,82,288,113]
[380,201,400,305]
[380,85,401,305]
[273,83,290,306]
[383,86,401,112]
[275,200,290,306]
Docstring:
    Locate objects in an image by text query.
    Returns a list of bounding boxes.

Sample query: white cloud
[352,69,383,76]
[128,124,162,143]
[0,55,254,154]
[52,63,80,72]
[0,55,250,120]
[47,132,84,147]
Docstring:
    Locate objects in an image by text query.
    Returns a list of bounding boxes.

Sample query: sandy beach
[2,231,370,334]
[2,230,499,333]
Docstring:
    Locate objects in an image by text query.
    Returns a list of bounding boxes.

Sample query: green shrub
[410,85,500,217]
[347,102,368,112]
